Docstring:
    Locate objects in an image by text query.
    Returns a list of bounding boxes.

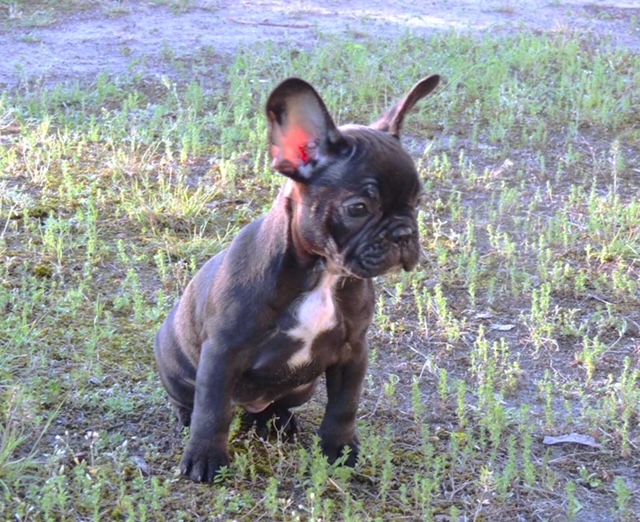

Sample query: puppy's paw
[320,439,359,467]
[180,444,229,483]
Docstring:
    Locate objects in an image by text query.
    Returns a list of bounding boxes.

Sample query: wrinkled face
[290,127,423,279]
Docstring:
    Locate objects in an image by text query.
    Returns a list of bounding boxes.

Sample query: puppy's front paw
[180,443,229,483]
[320,439,359,467]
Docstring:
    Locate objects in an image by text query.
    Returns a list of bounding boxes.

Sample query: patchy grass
[1,24,639,522]
[0,0,213,25]
[0,0,97,27]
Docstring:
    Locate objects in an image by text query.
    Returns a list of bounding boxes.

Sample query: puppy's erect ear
[370,74,440,139]
[267,78,347,182]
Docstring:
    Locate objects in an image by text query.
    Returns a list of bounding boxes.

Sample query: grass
[1,10,640,522]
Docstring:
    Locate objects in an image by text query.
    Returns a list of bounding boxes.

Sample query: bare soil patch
[1,0,639,88]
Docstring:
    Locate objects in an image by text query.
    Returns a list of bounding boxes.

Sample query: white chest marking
[286,273,338,369]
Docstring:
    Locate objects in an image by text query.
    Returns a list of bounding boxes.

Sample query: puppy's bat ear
[266,78,348,182]
[370,74,440,139]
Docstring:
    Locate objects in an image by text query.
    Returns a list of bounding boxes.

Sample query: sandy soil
[1,0,639,89]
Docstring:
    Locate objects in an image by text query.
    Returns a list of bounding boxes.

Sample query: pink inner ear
[276,127,313,168]
[299,143,310,163]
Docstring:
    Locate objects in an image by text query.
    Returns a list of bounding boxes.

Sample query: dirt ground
[1,0,639,89]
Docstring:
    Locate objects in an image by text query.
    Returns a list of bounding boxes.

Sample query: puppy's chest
[249,272,343,378]
[285,272,340,368]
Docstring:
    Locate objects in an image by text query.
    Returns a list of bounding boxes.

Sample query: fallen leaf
[543,433,602,448]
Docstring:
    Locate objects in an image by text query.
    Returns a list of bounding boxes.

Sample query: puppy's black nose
[392,225,413,243]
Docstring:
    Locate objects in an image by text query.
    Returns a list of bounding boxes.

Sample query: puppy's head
[266,75,440,278]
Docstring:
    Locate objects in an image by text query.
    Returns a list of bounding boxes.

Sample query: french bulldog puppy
[155,74,440,482]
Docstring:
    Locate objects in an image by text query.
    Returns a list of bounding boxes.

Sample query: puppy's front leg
[318,341,368,467]
[180,341,234,483]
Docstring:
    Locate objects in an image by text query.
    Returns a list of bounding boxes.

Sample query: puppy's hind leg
[171,400,193,428]
[241,379,319,440]
[154,318,198,429]
[241,403,298,440]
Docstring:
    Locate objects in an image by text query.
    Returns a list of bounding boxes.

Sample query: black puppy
[154,75,440,482]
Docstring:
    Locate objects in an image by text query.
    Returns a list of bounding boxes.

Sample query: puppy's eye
[347,202,369,218]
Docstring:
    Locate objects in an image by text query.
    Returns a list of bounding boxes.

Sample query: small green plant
[565,480,583,521]
[613,476,633,521]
